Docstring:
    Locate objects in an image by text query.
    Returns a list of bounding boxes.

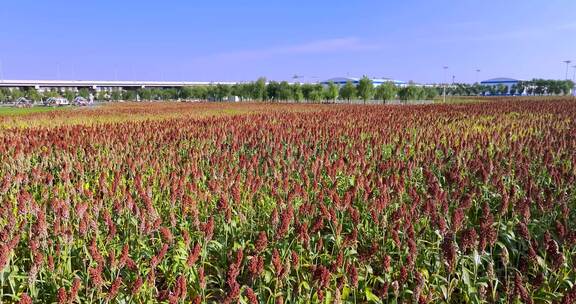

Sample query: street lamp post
[443,66,448,103]
[475,69,481,84]
[563,60,572,80]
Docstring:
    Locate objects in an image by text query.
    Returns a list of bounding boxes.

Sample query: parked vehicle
[44,97,70,106]
[73,96,91,106]
[15,97,32,107]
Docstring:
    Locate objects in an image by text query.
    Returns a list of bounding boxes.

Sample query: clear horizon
[1,0,576,83]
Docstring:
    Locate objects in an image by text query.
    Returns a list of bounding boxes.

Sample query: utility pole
[563,60,572,80]
[443,66,448,103]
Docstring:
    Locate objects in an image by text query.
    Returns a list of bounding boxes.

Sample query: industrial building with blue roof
[480,77,523,95]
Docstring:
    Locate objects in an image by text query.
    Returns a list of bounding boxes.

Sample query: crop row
[0,100,575,303]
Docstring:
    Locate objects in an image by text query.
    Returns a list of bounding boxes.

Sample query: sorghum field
[1,100,575,304]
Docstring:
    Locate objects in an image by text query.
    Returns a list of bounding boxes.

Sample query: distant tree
[11,89,24,101]
[78,88,90,99]
[138,89,152,101]
[63,90,75,101]
[464,84,474,96]
[486,85,495,96]
[374,82,397,104]
[301,84,316,102]
[243,83,255,100]
[534,79,546,95]
[398,85,423,102]
[423,87,438,100]
[325,81,339,103]
[229,84,239,100]
[97,91,109,101]
[253,77,267,101]
[548,80,561,95]
[454,84,468,96]
[516,82,523,94]
[26,88,42,102]
[469,84,479,95]
[292,83,304,102]
[205,86,218,101]
[416,86,426,100]
[434,86,443,96]
[397,87,408,101]
[278,81,293,101]
[0,88,7,102]
[357,76,374,104]
[510,84,518,96]
[309,84,324,103]
[148,89,159,100]
[111,90,122,101]
[510,81,524,95]
[163,88,179,100]
[179,87,194,100]
[238,83,253,101]
[192,86,208,100]
[266,81,280,101]
[339,81,356,103]
[162,88,172,100]
[229,84,242,100]
[562,80,574,95]
[496,84,508,95]
[44,90,59,99]
[122,90,136,101]
[218,84,232,101]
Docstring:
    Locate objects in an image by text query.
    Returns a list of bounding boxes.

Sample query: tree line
[0,76,438,104]
[3,77,570,104]
[439,79,574,96]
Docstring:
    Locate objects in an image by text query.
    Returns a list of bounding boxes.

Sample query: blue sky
[1,0,575,83]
